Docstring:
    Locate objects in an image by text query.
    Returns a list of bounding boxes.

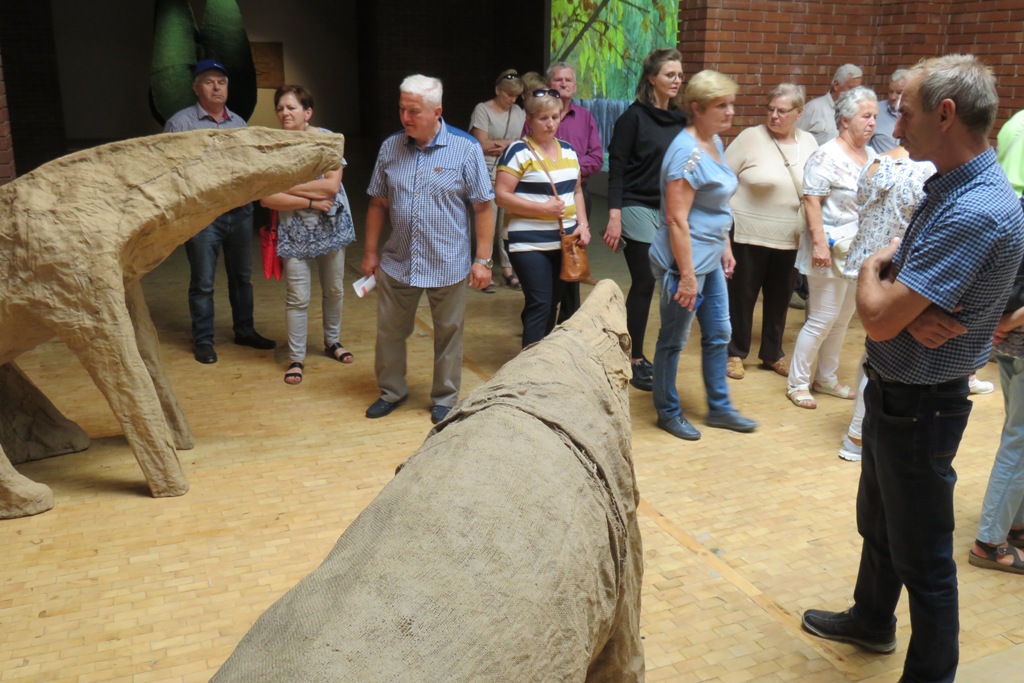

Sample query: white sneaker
[969,377,994,394]
[839,436,862,462]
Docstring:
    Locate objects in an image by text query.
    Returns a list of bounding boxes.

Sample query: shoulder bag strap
[523,138,566,235]
[766,127,804,203]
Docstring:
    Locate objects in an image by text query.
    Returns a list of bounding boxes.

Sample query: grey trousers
[284,248,346,362]
[375,269,467,407]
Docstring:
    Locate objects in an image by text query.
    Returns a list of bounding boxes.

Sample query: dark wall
[0,2,67,174]
[357,0,547,145]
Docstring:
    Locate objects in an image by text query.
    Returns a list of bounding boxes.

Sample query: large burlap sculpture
[212,280,645,682]
[0,128,344,519]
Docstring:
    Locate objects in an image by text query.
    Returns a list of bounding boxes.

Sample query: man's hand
[862,237,900,283]
[361,251,380,278]
[907,304,967,348]
[469,262,492,290]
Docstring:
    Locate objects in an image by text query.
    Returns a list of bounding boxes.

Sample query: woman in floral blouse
[261,84,357,385]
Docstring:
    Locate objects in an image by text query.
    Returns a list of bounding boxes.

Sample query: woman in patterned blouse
[261,85,357,385]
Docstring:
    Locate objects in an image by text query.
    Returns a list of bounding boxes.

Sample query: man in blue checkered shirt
[361,75,495,425]
[802,55,1024,683]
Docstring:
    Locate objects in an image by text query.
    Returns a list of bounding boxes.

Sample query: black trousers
[726,241,796,362]
[622,239,655,360]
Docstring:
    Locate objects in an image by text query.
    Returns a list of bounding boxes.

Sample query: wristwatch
[473,257,494,268]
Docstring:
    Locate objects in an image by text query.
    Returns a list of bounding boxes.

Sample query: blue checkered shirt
[866,148,1024,383]
[368,120,494,288]
[163,102,246,132]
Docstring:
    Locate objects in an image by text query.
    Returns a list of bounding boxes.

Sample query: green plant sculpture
[149,0,257,126]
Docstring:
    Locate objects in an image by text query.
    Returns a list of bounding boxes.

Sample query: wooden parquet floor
[4,199,1024,682]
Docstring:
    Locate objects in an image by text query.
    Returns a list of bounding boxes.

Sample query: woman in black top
[603,49,687,390]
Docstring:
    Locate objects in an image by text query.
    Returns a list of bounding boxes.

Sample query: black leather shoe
[193,343,217,364]
[365,396,407,419]
[656,415,701,441]
[706,410,758,433]
[802,609,896,653]
[430,405,452,424]
[233,332,276,350]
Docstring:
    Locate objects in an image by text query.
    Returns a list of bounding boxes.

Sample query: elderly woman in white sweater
[724,83,818,381]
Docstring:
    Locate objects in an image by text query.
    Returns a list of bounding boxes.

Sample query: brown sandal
[969,540,1024,574]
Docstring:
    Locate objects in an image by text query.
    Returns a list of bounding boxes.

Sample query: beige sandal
[813,378,855,399]
[787,386,817,409]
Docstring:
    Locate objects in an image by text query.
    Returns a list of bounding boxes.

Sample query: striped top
[497,136,580,252]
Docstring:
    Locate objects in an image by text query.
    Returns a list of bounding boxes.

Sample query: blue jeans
[185,206,255,345]
[977,354,1024,544]
[652,264,733,420]
[852,367,971,683]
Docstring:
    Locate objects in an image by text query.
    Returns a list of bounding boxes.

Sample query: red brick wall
[944,2,1024,124]
[0,49,14,185]
[680,0,1024,139]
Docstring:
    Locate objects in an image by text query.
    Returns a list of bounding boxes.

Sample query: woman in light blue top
[261,85,357,385]
[649,70,757,441]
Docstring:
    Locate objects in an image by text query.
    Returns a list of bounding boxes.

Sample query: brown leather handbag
[523,140,590,282]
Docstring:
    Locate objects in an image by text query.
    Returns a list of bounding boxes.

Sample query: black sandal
[968,539,1024,574]
[325,342,354,363]
[283,361,304,385]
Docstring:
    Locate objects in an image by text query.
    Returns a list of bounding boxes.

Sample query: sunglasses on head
[500,73,520,80]
[532,89,561,98]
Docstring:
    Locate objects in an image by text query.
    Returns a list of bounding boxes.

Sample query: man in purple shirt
[547,62,603,315]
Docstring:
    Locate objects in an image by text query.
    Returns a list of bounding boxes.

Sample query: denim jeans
[852,368,971,683]
[184,205,255,345]
[977,354,1024,544]
[652,264,734,420]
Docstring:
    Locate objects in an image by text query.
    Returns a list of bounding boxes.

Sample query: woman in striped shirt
[495,90,591,347]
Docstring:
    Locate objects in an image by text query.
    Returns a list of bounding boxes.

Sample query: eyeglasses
[765,105,796,115]
[532,89,561,98]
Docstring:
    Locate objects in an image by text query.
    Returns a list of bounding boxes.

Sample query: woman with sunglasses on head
[649,70,757,441]
[723,83,818,383]
[494,89,590,347]
[260,84,356,385]
[470,69,526,291]
[603,48,687,391]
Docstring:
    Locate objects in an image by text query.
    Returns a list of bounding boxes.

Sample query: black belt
[864,363,968,392]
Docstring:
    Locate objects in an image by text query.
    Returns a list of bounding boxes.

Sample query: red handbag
[259,210,283,280]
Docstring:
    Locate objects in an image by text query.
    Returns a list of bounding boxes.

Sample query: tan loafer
[760,357,789,376]
[726,356,745,379]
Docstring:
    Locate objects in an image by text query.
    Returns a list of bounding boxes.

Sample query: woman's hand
[311,198,333,213]
[811,240,832,270]
[536,197,566,219]
[575,224,591,246]
[674,271,699,310]
[722,240,736,279]
[603,212,623,251]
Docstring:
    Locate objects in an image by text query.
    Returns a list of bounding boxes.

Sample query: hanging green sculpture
[149,0,257,126]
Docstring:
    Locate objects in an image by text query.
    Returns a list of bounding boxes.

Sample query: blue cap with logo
[194,59,228,77]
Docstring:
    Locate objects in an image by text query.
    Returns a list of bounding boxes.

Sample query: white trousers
[787,274,857,391]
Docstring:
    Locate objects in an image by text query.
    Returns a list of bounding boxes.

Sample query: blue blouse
[650,130,737,275]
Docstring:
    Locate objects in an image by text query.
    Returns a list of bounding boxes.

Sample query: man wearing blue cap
[164,58,275,363]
